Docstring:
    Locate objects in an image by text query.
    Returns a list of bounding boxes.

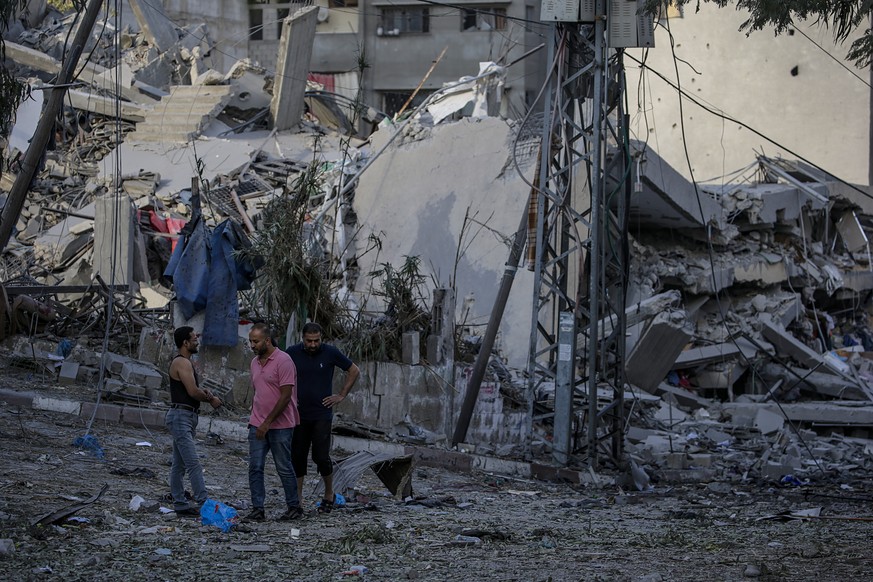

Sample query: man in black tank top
[166,326,222,516]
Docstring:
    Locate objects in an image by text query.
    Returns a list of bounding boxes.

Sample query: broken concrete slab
[271,6,319,131]
[672,338,757,369]
[625,310,692,394]
[128,0,179,53]
[725,401,873,427]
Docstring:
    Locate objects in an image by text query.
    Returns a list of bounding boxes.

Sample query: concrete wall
[340,361,527,449]
[624,4,870,185]
[351,116,538,369]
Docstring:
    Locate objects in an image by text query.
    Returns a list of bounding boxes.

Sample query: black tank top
[169,354,201,411]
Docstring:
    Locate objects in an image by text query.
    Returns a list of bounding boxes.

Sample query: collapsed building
[2,2,873,488]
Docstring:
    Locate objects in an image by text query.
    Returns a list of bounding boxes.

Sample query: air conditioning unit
[317,7,329,23]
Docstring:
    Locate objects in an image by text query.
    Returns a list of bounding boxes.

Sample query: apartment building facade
[164,0,548,121]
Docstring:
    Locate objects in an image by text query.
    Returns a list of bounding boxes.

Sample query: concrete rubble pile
[597,143,873,486]
[1,3,873,489]
[1,3,365,330]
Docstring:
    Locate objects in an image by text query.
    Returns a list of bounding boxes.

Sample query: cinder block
[402,332,420,365]
[102,352,130,374]
[34,396,81,415]
[664,452,686,469]
[103,379,125,393]
[80,402,122,423]
[58,362,80,385]
[76,365,99,385]
[120,361,163,389]
[121,406,166,429]
[0,389,36,407]
[761,461,792,481]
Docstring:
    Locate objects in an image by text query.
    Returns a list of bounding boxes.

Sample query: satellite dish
[317,7,329,22]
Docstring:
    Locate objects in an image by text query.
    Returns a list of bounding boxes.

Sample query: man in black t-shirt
[286,322,359,513]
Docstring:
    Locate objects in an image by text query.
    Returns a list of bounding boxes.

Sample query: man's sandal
[317,494,336,514]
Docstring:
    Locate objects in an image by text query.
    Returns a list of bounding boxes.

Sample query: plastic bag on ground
[200,499,239,532]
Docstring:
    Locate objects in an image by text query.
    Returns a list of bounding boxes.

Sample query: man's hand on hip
[323,394,345,408]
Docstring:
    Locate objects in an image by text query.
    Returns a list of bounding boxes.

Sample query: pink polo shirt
[249,348,299,429]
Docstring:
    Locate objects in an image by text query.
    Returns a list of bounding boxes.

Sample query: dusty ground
[1,371,873,581]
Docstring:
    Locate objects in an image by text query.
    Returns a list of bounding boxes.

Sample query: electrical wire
[661,13,828,478]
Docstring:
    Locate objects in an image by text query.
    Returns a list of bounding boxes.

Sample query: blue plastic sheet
[200,499,239,532]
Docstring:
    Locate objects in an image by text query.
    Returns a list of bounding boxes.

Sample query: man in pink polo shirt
[245,322,303,521]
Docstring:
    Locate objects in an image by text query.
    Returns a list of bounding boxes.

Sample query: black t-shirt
[286,343,353,421]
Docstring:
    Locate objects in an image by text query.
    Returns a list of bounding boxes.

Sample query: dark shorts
[291,418,333,477]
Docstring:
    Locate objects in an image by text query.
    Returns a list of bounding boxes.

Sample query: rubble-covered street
[1,370,872,581]
[3,1,873,580]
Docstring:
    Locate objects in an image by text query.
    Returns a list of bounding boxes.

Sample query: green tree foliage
[0,0,27,138]
[644,0,873,67]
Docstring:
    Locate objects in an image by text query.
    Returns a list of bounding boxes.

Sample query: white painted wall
[624,4,870,186]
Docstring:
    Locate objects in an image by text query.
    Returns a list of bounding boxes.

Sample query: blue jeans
[248,426,299,510]
[165,409,206,510]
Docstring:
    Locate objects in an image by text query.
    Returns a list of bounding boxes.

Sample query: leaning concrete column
[94,192,135,287]
[271,5,319,131]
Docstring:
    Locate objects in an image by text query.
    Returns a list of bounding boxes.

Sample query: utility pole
[529,0,649,468]
[0,0,105,251]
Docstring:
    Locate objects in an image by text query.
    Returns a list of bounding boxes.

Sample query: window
[249,9,263,41]
[329,0,358,6]
[379,7,429,34]
[461,7,507,31]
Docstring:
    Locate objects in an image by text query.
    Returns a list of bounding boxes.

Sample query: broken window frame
[460,6,507,32]
[378,7,430,34]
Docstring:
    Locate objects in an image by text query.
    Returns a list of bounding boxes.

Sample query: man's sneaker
[175,506,200,518]
[245,508,266,522]
[277,506,304,521]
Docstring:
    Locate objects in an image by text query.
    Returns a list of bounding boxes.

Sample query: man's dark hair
[302,322,322,336]
[174,326,195,349]
[251,322,274,345]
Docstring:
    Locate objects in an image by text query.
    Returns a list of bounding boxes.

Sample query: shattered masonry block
[76,365,99,385]
[102,379,125,393]
[102,352,130,374]
[687,453,713,468]
[69,345,100,366]
[120,361,163,389]
[761,461,793,481]
[754,407,785,435]
[58,361,80,385]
